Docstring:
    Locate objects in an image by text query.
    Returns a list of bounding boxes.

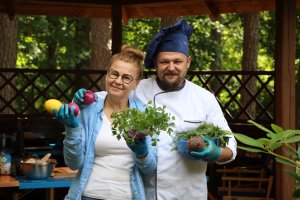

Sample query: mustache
[163,70,179,75]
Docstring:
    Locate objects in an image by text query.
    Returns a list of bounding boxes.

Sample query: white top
[133,77,237,200]
[82,113,134,200]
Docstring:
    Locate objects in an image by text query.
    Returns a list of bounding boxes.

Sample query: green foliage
[123,18,160,53]
[259,11,275,67]
[231,120,300,197]
[174,123,230,147]
[15,14,281,117]
[16,13,280,72]
[18,16,90,69]
[16,16,90,113]
[185,16,219,69]
[111,101,175,146]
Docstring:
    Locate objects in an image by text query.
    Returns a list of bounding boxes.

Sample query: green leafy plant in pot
[173,123,231,152]
[230,120,300,198]
[111,101,175,146]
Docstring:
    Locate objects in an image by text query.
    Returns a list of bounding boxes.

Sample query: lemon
[44,99,62,114]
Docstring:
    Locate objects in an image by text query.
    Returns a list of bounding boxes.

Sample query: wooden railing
[0,68,275,124]
[0,68,275,155]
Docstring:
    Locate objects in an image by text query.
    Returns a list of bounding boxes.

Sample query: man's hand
[53,104,79,128]
[176,139,198,160]
[126,134,148,159]
[190,136,221,162]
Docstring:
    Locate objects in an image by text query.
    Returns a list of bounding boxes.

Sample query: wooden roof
[1,0,300,21]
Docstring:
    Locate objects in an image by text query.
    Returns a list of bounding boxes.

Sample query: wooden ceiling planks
[1,0,299,20]
[0,0,111,18]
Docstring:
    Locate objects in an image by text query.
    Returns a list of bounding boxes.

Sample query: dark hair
[109,45,144,79]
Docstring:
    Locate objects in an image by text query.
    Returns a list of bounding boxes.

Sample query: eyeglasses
[107,69,136,84]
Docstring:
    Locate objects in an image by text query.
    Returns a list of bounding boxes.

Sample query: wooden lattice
[0,68,274,124]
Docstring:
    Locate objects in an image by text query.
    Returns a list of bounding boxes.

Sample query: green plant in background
[111,101,175,146]
[173,123,230,147]
[231,120,300,198]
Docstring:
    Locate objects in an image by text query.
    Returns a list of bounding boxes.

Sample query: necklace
[105,98,128,112]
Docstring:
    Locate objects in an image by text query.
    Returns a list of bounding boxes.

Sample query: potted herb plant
[230,120,300,198]
[111,101,175,146]
[173,123,231,152]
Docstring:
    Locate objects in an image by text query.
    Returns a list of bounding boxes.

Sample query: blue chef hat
[144,19,193,68]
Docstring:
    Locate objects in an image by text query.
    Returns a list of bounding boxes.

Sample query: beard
[156,76,185,91]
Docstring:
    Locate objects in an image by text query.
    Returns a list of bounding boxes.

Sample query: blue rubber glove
[176,138,197,160]
[73,88,87,106]
[127,136,148,159]
[53,104,79,128]
[73,88,98,107]
[190,136,221,162]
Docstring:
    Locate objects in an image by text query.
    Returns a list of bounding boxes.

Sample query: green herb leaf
[247,120,274,134]
[233,133,264,149]
[110,101,175,145]
[275,157,297,168]
[271,123,283,133]
[172,123,231,148]
[269,142,283,151]
[237,146,264,153]
[281,135,300,144]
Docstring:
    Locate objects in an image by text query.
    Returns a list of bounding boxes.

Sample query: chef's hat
[144,19,193,68]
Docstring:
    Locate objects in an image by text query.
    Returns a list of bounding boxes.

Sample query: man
[74,19,237,200]
[133,19,237,200]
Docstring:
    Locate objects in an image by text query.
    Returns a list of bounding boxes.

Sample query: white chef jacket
[133,77,237,200]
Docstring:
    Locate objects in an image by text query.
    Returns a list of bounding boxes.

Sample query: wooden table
[0,175,19,199]
[17,176,73,200]
[0,175,19,187]
[0,167,76,200]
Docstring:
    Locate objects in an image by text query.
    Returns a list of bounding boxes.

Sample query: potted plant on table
[230,120,300,198]
[111,101,175,146]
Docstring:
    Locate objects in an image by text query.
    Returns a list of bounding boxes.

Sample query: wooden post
[274,0,296,199]
[111,1,122,55]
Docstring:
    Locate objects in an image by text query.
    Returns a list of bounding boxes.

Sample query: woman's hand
[53,104,79,128]
[125,131,148,159]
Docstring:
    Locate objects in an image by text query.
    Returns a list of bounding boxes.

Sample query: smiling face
[106,60,139,99]
[155,51,192,91]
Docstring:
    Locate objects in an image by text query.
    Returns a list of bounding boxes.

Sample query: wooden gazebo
[0,0,298,199]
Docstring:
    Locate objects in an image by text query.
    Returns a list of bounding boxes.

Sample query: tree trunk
[161,17,181,28]
[210,16,224,96]
[240,13,259,120]
[45,17,60,69]
[90,18,111,91]
[0,14,18,114]
[73,18,91,90]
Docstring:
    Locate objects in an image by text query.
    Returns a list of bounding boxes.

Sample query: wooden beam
[7,0,17,20]
[203,0,219,21]
[1,0,111,18]
[2,0,300,19]
[274,0,296,200]
[111,0,122,55]
[122,6,129,26]
[123,0,276,18]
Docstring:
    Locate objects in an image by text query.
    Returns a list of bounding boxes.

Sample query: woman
[54,45,157,200]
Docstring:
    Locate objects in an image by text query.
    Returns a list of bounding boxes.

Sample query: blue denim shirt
[63,97,157,200]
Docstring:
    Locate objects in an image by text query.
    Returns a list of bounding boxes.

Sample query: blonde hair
[109,45,145,79]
